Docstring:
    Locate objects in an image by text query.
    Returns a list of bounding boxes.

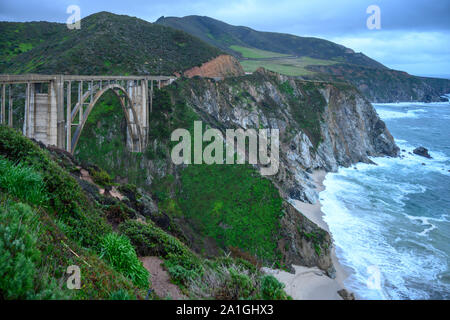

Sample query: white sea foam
[374,100,450,108]
[375,109,425,120]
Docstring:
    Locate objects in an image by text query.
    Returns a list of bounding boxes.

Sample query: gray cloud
[1,0,449,76]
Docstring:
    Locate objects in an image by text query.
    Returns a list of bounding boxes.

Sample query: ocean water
[320,98,450,300]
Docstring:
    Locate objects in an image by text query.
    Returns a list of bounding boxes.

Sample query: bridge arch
[71,83,143,153]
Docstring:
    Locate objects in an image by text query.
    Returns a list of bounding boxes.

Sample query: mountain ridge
[156,15,450,102]
[156,15,386,69]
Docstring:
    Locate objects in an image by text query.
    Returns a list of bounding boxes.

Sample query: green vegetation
[260,275,289,300]
[190,257,290,300]
[229,45,290,59]
[0,125,144,299]
[0,21,61,68]
[120,220,289,299]
[99,233,149,288]
[178,164,284,264]
[287,80,327,147]
[0,125,290,300]
[120,220,203,286]
[0,157,48,206]
[240,56,336,77]
[109,289,136,300]
[90,167,113,187]
[0,201,66,299]
[301,230,328,257]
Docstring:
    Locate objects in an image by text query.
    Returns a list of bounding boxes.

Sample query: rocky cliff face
[183,54,244,79]
[178,69,399,204]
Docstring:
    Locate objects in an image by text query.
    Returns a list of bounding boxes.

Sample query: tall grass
[100,233,149,288]
[0,156,48,206]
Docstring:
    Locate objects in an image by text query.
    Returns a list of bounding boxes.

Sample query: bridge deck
[0,74,177,84]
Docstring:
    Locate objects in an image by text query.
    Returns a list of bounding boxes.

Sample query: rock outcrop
[183,54,244,79]
[413,147,432,159]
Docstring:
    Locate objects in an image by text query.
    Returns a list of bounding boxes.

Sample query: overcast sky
[1,0,449,77]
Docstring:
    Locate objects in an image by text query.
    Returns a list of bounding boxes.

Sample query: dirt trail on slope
[139,256,187,300]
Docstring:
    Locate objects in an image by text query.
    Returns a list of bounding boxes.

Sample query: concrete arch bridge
[0,74,176,153]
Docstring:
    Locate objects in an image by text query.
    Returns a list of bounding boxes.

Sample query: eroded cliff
[183,54,244,79]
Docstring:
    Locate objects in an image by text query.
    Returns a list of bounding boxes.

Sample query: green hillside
[0,12,223,75]
[0,124,290,300]
[155,15,386,69]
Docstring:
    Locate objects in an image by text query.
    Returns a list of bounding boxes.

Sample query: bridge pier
[8,85,13,127]
[1,84,5,125]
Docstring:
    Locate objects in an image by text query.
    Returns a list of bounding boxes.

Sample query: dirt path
[139,256,187,300]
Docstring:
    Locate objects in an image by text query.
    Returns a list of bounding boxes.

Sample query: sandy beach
[264,170,352,300]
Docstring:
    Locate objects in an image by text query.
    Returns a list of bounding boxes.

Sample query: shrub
[165,263,199,285]
[260,275,289,300]
[90,167,112,187]
[227,268,254,299]
[189,261,259,300]
[109,289,136,300]
[100,233,149,288]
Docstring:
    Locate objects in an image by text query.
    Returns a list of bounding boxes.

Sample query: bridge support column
[8,85,13,127]
[46,80,58,146]
[149,80,153,114]
[66,81,72,153]
[23,82,30,136]
[136,79,148,148]
[23,82,36,139]
[78,81,83,125]
[1,84,5,125]
[56,76,65,149]
[126,80,133,152]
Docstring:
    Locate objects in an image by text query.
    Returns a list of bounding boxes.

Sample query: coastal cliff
[176,68,399,203]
